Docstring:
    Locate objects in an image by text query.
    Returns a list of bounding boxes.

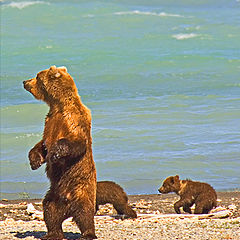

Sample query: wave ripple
[2,1,49,9]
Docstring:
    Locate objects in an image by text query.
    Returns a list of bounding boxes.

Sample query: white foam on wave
[3,1,49,10]
[82,14,95,18]
[81,10,185,19]
[172,33,199,40]
[15,133,41,139]
[114,10,184,18]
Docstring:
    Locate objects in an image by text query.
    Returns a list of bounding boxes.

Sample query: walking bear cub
[23,66,97,239]
[96,181,137,218]
[158,175,217,214]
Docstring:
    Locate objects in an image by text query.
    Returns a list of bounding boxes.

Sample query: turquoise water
[1,0,240,199]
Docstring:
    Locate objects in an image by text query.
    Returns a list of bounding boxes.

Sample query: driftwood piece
[137,210,233,219]
[95,209,233,221]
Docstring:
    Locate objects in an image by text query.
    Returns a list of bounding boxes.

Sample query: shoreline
[0,192,239,239]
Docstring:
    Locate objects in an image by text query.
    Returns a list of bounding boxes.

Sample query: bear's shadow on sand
[14,231,82,239]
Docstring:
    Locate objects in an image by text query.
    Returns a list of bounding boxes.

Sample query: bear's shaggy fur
[23,66,97,239]
[158,175,217,214]
[96,181,137,218]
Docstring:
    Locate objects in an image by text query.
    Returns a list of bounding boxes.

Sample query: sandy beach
[0,192,239,239]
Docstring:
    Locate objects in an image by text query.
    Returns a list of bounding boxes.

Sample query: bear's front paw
[29,150,44,170]
[46,151,60,164]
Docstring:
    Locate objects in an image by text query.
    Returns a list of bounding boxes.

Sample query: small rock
[27,203,36,214]
[27,203,43,220]
[210,206,226,213]
[228,204,237,211]
[19,202,27,206]
[5,218,15,223]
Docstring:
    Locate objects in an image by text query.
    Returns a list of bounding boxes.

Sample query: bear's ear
[58,66,68,73]
[49,65,61,78]
[170,176,175,184]
[174,175,180,182]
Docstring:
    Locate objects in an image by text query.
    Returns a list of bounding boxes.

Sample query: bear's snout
[23,80,32,92]
[159,187,169,194]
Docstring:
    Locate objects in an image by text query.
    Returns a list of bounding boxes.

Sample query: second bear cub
[158,175,217,214]
[96,181,137,218]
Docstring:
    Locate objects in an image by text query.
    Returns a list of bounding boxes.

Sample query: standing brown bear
[96,181,137,218]
[158,175,217,214]
[23,66,97,239]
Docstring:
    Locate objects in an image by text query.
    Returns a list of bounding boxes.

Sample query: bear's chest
[43,113,69,148]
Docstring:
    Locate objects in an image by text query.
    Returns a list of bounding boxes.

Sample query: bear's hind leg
[72,205,97,239]
[41,194,69,239]
[114,203,137,218]
[113,202,125,215]
[194,203,205,214]
[124,205,137,218]
[194,200,213,214]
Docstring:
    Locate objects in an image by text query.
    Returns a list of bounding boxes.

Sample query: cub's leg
[174,200,184,214]
[183,204,193,214]
[174,197,192,214]
[123,205,137,218]
[113,201,125,215]
[194,201,212,214]
[113,202,137,218]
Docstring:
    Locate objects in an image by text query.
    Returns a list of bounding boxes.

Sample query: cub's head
[23,66,78,104]
[158,175,180,194]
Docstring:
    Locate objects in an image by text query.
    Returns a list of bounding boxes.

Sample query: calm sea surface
[1,0,240,199]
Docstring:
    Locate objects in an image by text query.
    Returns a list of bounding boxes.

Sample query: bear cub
[23,66,97,239]
[158,175,217,214]
[96,181,137,218]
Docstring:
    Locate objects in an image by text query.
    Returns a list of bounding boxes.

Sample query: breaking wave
[172,33,199,40]
[82,10,185,18]
[2,1,49,9]
[114,10,185,18]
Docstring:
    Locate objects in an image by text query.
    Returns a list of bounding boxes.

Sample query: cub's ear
[170,176,175,184]
[58,66,67,73]
[49,65,61,78]
[174,175,180,182]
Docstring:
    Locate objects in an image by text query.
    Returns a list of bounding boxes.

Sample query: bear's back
[184,180,217,200]
[96,181,128,205]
